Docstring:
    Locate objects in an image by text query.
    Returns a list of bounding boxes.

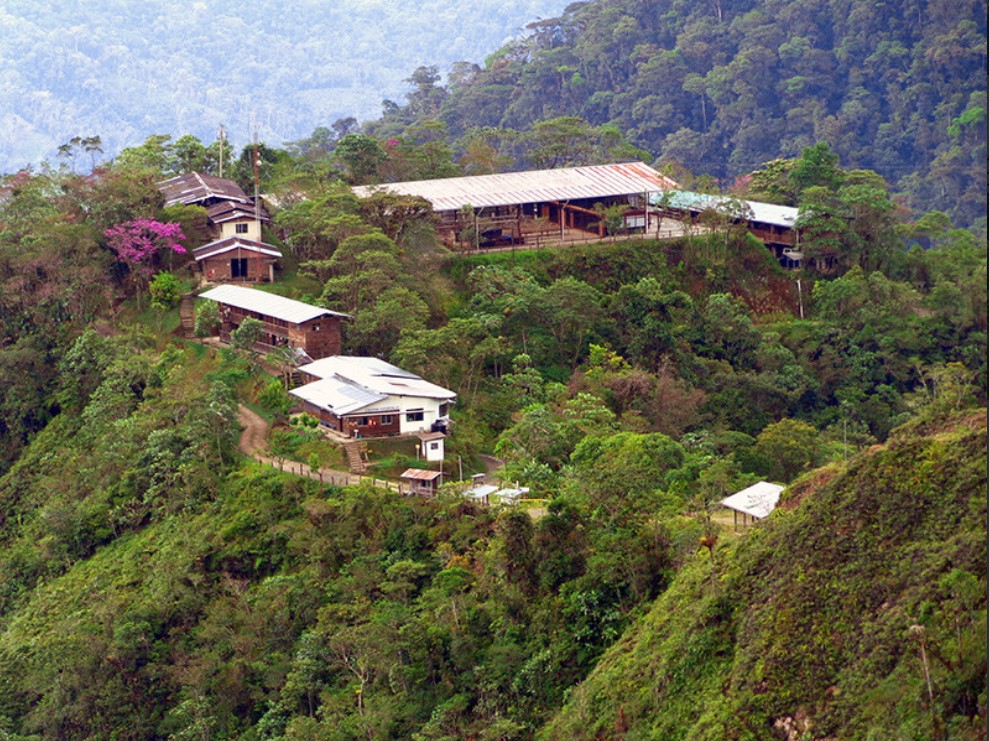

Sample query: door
[231,258,248,278]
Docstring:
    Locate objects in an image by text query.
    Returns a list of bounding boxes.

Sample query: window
[235,223,249,234]
[406,411,424,422]
[439,403,449,416]
[430,442,439,450]
[381,415,393,424]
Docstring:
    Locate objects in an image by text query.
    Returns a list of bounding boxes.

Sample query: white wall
[360,395,448,435]
[221,218,262,241]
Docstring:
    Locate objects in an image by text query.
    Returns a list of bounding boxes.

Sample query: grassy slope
[541,410,987,740]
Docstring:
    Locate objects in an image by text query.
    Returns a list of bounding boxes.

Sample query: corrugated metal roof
[657,191,798,229]
[289,377,389,416]
[198,285,349,324]
[463,484,499,499]
[207,201,270,223]
[353,162,679,212]
[400,468,443,481]
[721,481,784,519]
[297,356,456,401]
[192,237,283,261]
[158,172,250,206]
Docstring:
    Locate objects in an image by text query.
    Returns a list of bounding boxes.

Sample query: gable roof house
[290,356,456,439]
[353,162,678,250]
[198,285,349,361]
[158,172,283,282]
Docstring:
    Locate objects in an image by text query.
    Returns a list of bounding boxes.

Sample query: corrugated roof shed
[352,162,679,212]
[400,468,443,481]
[198,285,349,324]
[721,481,785,519]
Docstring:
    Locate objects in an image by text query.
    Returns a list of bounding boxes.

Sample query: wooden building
[289,356,455,439]
[193,237,281,283]
[653,191,842,271]
[159,172,283,281]
[400,468,443,497]
[352,162,678,249]
[159,172,254,211]
[198,285,348,361]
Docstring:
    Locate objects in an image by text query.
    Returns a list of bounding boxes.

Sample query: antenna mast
[217,123,227,177]
[252,114,261,238]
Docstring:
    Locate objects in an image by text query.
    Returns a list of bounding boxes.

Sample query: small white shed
[721,481,784,529]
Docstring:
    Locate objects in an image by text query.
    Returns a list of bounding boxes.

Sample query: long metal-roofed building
[353,162,679,249]
[198,285,349,361]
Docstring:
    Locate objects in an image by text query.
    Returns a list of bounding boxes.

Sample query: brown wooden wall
[290,318,342,359]
[342,412,401,438]
[217,305,343,359]
[201,255,273,282]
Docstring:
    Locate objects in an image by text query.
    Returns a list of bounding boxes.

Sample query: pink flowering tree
[104,219,186,305]
[105,219,186,274]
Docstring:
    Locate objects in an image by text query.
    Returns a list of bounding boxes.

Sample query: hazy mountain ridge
[0,0,570,170]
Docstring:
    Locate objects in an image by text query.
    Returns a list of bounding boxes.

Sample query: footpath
[236,405,402,492]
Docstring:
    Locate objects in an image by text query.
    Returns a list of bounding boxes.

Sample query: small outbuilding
[721,481,785,529]
[417,431,447,462]
[400,468,443,497]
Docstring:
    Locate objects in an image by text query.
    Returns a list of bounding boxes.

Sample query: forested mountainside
[1,0,987,727]
[0,146,985,736]
[542,409,987,740]
[0,0,569,171]
[367,0,987,228]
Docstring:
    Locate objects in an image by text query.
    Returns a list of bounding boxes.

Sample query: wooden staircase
[342,441,367,475]
[178,293,196,337]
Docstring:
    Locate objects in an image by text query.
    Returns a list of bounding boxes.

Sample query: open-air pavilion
[721,481,785,530]
[353,162,679,249]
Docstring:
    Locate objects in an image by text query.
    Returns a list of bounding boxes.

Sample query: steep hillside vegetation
[0,143,985,737]
[542,410,987,740]
[0,0,569,170]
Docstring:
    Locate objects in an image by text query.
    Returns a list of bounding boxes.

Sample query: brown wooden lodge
[198,285,349,361]
[352,162,680,249]
[158,172,283,282]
